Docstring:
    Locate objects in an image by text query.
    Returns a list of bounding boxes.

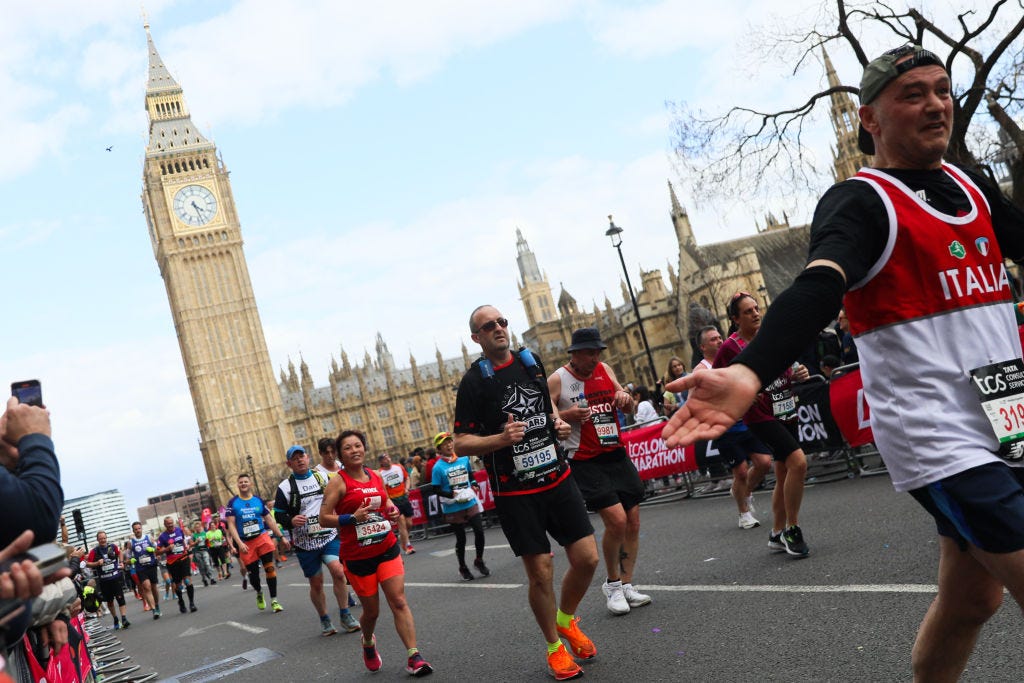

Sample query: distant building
[137,482,212,534]
[62,490,131,545]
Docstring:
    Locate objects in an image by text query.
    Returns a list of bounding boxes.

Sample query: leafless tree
[671,0,1024,208]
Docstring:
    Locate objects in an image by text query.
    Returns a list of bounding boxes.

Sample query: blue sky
[1,0,986,518]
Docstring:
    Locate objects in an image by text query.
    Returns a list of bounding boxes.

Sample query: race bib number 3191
[971,359,1024,443]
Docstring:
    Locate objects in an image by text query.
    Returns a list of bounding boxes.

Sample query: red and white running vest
[844,164,1021,490]
[553,363,622,460]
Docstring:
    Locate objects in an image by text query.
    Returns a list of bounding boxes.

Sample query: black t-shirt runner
[809,166,1024,283]
[454,351,570,496]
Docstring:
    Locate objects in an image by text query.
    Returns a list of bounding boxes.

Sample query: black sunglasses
[477,317,509,333]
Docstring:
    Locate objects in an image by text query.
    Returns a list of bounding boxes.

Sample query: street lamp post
[246,453,263,501]
[195,479,205,518]
[605,215,659,388]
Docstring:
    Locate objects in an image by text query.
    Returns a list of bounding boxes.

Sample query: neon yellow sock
[556,609,573,629]
[547,641,562,655]
[407,648,419,658]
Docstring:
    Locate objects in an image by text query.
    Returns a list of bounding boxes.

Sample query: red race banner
[621,421,698,480]
[829,366,875,447]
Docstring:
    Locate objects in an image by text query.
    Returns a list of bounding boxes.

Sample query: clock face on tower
[172,184,218,227]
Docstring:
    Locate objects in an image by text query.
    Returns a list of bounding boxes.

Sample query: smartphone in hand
[10,380,42,407]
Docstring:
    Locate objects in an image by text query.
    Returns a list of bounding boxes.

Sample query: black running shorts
[98,577,124,602]
[569,447,645,512]
[713,428,770,470]
[748,419,801,462]
[909,462,1024,553]
[390,495,415,519]
[167,559,191,584]
[494,475,594,556]
[136,564,159,585]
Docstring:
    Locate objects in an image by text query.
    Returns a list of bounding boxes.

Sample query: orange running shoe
[547,643,583,680]
[556,616,596,660]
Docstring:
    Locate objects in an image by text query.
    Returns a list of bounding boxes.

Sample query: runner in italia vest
[844,164,1021,491]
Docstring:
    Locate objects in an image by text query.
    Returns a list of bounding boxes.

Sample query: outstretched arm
[662,262,846,447]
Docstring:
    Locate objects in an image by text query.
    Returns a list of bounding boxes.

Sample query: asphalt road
[105,474,1023,682]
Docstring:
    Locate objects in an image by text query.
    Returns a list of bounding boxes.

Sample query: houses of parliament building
[140,28,869,506]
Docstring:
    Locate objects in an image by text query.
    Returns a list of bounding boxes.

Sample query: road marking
[293,582,937,593]
[636,584,938,593]
[429,543,511,558]
[179,621,268,637]
[405,582,523,589]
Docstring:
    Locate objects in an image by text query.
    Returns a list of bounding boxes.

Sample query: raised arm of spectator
[0,398,64,548]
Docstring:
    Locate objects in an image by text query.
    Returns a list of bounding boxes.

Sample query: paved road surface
[105,474,1022,681]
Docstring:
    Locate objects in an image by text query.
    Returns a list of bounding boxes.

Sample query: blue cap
[286,445,306,460]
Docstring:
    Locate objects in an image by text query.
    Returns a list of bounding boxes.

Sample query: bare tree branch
[670,0,1024,213]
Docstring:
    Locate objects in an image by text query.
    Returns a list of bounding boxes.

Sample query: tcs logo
[973,373,1007,396]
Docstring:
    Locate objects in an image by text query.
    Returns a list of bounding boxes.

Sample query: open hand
[661,366,761,447]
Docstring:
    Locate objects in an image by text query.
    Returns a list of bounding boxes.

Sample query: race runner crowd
[3,44,1024,683]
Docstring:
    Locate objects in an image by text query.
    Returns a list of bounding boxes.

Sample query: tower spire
[144,27,211,157]
[668,179,687,218]
[822,46,871,182]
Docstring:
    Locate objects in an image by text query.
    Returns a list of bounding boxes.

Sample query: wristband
[338,514,355,527]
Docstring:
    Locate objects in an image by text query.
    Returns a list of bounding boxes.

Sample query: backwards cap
[857,44,946,154]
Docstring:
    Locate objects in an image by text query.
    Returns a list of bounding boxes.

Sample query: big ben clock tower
[140,26,287,505]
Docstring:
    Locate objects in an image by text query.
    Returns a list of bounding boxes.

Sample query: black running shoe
[768,531,785,552]
[781,525,810,557]
[473,558,490,577]
[458,566,474,581]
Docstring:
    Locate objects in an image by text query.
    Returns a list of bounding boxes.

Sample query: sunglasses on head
[477,317,509,333]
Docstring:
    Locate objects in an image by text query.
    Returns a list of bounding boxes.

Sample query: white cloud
[147,0,579,126]
[586,0,764,58]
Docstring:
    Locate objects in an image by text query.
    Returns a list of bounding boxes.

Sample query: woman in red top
[320,430,433,677]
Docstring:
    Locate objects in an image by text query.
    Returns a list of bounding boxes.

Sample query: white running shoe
[622,583,651,608]
[602,580,630,615]
[738,511,761,529]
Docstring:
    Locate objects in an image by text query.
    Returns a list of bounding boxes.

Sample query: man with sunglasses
[662,45,1024,681]
[454,306,599,681]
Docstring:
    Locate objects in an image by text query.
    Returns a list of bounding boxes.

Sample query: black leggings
[452,514,485,568]
[245,551,278,597]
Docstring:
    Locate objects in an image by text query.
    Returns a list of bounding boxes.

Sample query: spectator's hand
[0,530,43,602]
[43,618,68,654]
[661,366,760,447]
[1,396,52,450]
